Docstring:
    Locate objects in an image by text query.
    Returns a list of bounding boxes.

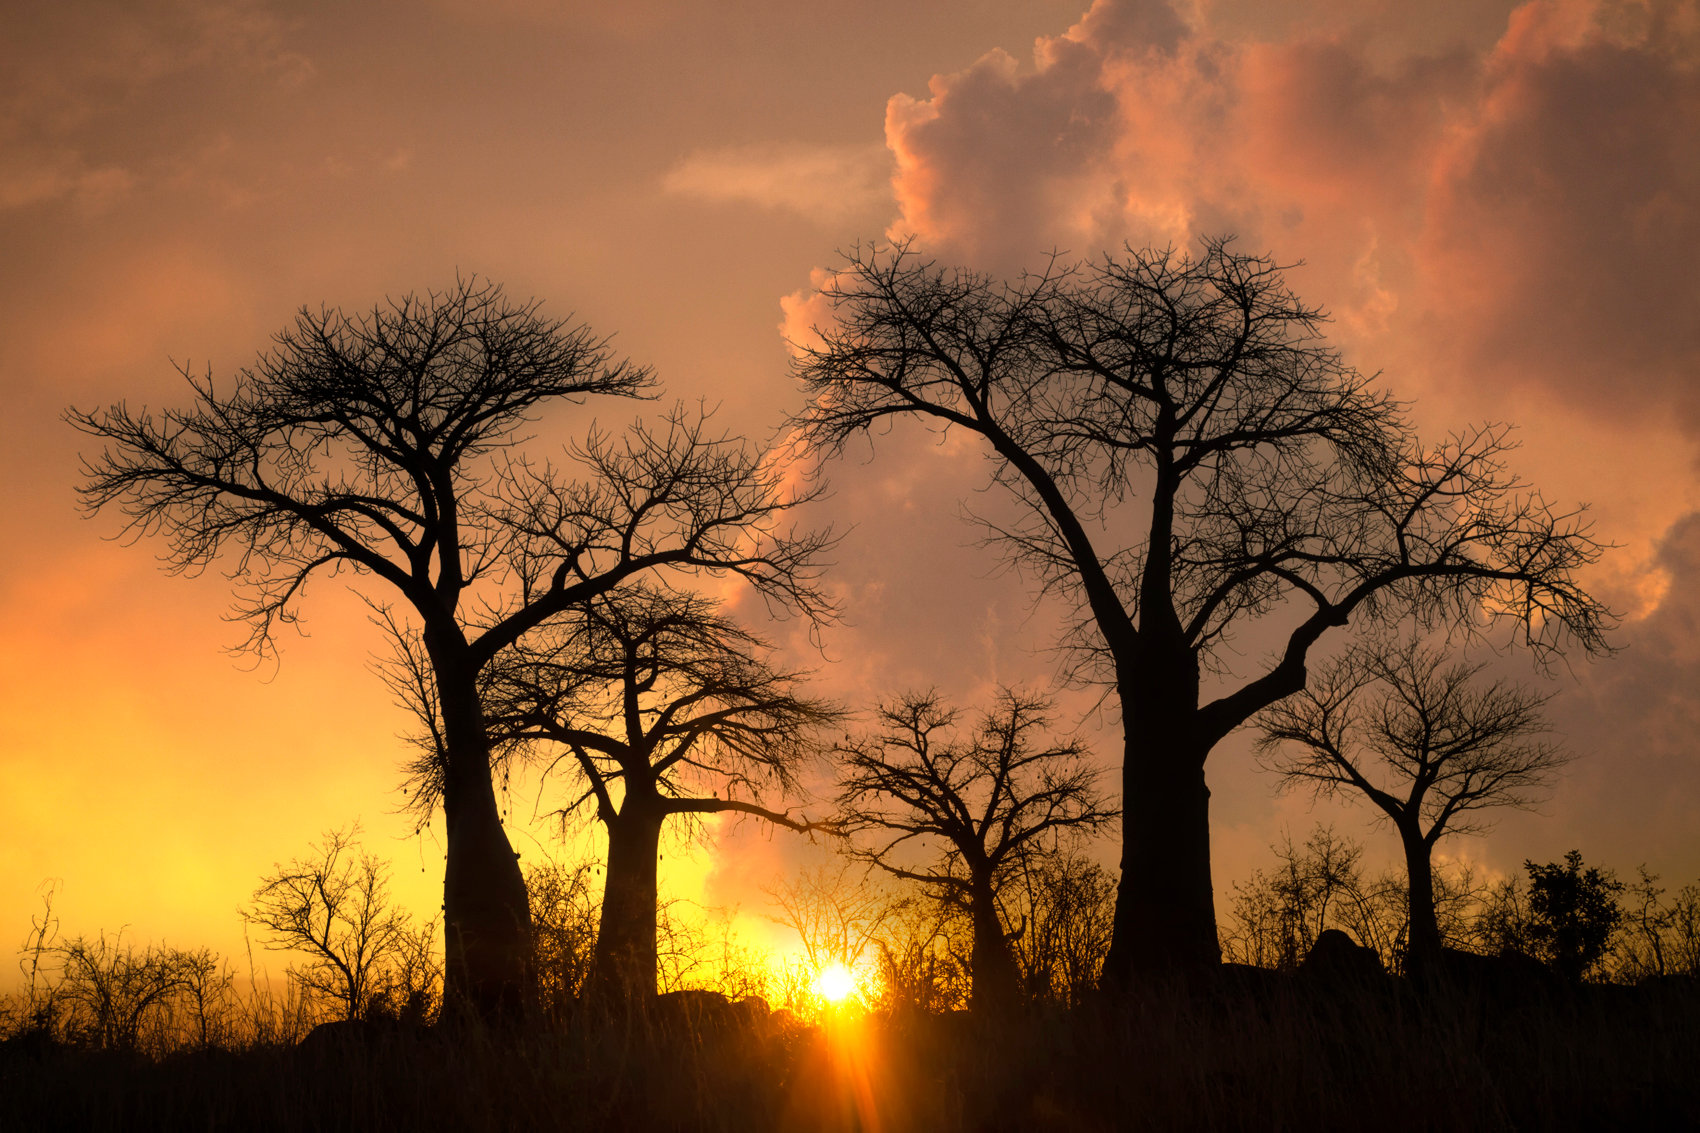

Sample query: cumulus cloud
[880,0,1700,433]
[662,142,893,225]
[1415,0,1700,421]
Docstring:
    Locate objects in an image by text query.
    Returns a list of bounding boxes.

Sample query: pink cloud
[881,0,1700,433]
[1416,2,1700,422]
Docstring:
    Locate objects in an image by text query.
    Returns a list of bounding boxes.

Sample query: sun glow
[814,960,857,1003]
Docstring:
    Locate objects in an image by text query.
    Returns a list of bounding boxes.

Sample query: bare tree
[1611,868,1700,982]
[1257,637,1568,974]
[867,892,969,1015]
[476,583,839,1009]
[1008,849,1118,1007]
[171,946,237,1049]
[1219,826,1406,972]
[765,862,893,1006]
[527,858,601,1026]
[792,239,1610,982]
[72,278,832,1020]
[833,689,1114,1013]
[51,932,191,1052]
[243,826,428,1022]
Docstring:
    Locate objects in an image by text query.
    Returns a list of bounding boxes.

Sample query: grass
[4,973,1698,1131]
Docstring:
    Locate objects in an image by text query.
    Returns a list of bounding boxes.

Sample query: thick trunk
[435,649,532,1024]
[586,802,665,1012]
[1102,689,1219,988]
[968,873,1021,1016]
[1401,829,1442,979]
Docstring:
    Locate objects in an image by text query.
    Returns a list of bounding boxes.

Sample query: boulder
[1300,929,1384,985]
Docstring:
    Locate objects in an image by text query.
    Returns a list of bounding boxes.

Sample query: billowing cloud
[662,142,894,225]
[882,0,1700,432]
[1416,1,1700,421]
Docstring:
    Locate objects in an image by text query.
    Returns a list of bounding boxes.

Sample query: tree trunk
[1101,699,1219,988]
[435,650,533,1024]
[1402,828,1442,980]
[586,802,666,1012]
[968,872,1021,1016]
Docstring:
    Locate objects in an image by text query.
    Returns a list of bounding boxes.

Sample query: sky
[3,0,1698,980]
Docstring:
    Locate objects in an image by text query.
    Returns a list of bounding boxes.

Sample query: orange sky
[4,0,1698,980]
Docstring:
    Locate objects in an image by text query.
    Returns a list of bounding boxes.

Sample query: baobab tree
[465,583,840,1009]
[71,279,833,1020]
[833,689,1114,1013]
[1256,636,1568,975]
[792,239,1611,983]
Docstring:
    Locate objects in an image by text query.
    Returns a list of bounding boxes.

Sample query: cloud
[0,0,312,212]
[880,0,1700,431]
[1536,510,1700,864]
[1415,0,1700,423]
[662,142,893,225]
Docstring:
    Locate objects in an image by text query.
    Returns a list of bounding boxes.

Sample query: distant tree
[868,892,969,1015]
[761,860,884,1000]
[1008,849,1118,1007]
[72,279,832,1020]
[1219,827,1406,972]
[170,946,237,1049]
[1256,637,1568,975]
[527,858,600,1026]
[833,689,1115,1013]
[243,826,433,1022]
[51,932,192,1052]
[471,584,839,1009]
[1613,868,1700,981]
[793,239,1612,982]
[1525,850,1624,982]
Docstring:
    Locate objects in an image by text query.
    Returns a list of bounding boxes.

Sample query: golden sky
[4,0,1698,977]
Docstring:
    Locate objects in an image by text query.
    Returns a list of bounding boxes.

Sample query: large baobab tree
[71,279,832,1020]
[466,583,839,1009]
[1257,636,1568,975]
[833,689,1114,1013]
[792,238,1611,984]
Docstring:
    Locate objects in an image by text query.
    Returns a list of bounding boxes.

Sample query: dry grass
[4,971,1698,1132]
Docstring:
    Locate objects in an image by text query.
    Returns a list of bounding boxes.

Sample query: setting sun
[815,961,857,1004]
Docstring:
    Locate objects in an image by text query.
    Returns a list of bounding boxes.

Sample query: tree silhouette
[1526,850,1625,982]
[832,689,1114,1013]
[1217,827,1404,972]
[1256,637,1568,975]
[470,583,839,1010]
[242,826,435,1023]
[71,279,832,1020]
[792,239,1611,982]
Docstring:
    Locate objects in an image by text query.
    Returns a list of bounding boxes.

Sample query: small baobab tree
[1256,636,1568,975]
[833,688,1115,1014]
[468,583,840,1010]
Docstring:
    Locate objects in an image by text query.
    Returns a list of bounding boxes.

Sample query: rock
[1300,929,1384,985]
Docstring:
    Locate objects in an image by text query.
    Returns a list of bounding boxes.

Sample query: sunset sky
[3,0,1698,979]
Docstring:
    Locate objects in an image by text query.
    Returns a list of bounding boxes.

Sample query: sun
[814,960,857,1004]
